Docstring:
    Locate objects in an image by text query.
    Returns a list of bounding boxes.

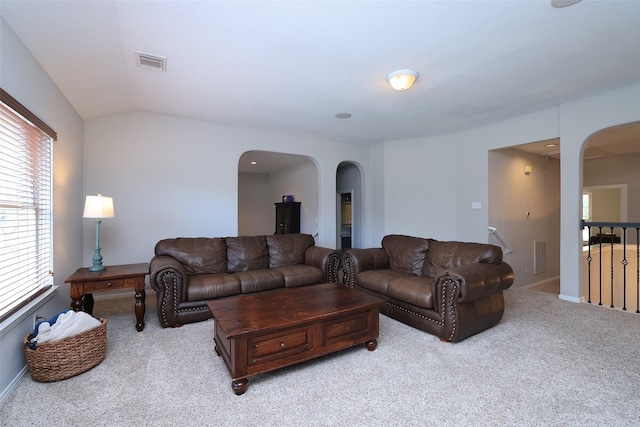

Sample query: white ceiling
[2,0,640,152]
[510,121,640,160]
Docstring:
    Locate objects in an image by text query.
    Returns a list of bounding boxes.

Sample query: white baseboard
[521,275,560,289]
[0,366,28,406]
[559,294,582,303]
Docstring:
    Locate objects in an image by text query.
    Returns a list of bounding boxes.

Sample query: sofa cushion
[357,269,413,295]
[187,273,240,301]
[381,235,431,276]
[387,275,435,309]
[423,240,503,278]
[235,269,284,293]
[226,236,269,273]
[266,233,315,268]
[272,264,324,287]
[155,237,227,275]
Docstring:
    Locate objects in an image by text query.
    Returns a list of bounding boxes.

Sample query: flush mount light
[386,69,418,91]
[335,113,352,119]
[545,143,558,148]
[250,161,257,165]
[550,0,582,8]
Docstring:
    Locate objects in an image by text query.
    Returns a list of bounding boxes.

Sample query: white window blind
[0,92,54,322]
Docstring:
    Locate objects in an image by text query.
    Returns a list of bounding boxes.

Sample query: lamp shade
[387,69,418,91]
[83,194,114,219]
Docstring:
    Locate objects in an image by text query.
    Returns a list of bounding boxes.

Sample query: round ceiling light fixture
[550,0,582,8]
[387,69,418,91]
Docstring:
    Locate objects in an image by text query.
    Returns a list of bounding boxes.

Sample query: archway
[238,150,318,236]
[336,162,363,249]
[581,122,640,244]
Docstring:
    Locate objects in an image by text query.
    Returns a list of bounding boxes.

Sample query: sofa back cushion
[381,235,431,276]
[155,237,227,275]
[226,236,269,273]
[266,233,315,268]
[422,240,503,277]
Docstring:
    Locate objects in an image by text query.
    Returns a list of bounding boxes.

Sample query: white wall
[559,84,640,301]
[83,111,369,264]
[0,18,84,401]
[238,173,273,235]
[379,108,560,242]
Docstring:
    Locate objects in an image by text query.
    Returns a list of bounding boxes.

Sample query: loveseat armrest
[305,246,340,283]
[436,262,514,304]
[342,248,389,287]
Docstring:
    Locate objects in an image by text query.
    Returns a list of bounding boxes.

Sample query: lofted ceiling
[1,0,639,152]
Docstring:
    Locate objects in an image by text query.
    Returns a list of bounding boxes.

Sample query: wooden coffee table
[207,283,385,395]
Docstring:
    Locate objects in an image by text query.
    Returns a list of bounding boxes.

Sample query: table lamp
[83,194,114,272]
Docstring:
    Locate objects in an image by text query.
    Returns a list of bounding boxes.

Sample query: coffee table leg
[232,378,248,395]
[214,345,221,356]
[366,339,378,351]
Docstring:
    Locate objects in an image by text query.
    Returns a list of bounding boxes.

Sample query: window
[0,89,56,322]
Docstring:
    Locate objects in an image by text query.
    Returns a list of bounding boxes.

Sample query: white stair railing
[488,226,513,254]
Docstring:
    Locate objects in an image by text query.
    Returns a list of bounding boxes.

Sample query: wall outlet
[524,267,528,275]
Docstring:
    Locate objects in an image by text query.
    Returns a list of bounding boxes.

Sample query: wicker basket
[23,318,107,382]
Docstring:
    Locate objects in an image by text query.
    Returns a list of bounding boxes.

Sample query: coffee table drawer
[248,325,313,366]
[322,310,374,347]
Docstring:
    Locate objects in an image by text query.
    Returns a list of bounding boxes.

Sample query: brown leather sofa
[342,235,514,342]
[149,233,340,327]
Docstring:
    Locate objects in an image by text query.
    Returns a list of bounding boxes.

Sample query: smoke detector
[135,52,166,71]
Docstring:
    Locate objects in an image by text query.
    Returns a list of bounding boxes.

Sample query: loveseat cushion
[155,237,227,275]
[422,240,503,278]
[187,273,240,301]
[357,269,413,295]
[266,234,315,267]
[235,269,284,293]
[381,235,431,276]
[386,275,435,309]
[226,236,269,273]
[272,264,324,287]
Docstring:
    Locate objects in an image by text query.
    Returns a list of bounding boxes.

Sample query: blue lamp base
[89,219,107,272]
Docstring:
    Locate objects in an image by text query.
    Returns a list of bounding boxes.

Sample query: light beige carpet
[2,287,640,426]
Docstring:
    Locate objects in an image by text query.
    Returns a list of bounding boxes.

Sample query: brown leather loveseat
[342,235,514,342]
[150,233,339,327]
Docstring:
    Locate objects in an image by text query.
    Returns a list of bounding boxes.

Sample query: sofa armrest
[305,246,340,283]
[150,255,187,292]
[342,248,389,287]
[435,262,514,304]
[150,255,189,327]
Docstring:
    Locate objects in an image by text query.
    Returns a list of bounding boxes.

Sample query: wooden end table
[65,263,149,332]
[207,283,385,395]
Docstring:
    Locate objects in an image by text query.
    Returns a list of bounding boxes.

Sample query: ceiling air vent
[135,52,166,71]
